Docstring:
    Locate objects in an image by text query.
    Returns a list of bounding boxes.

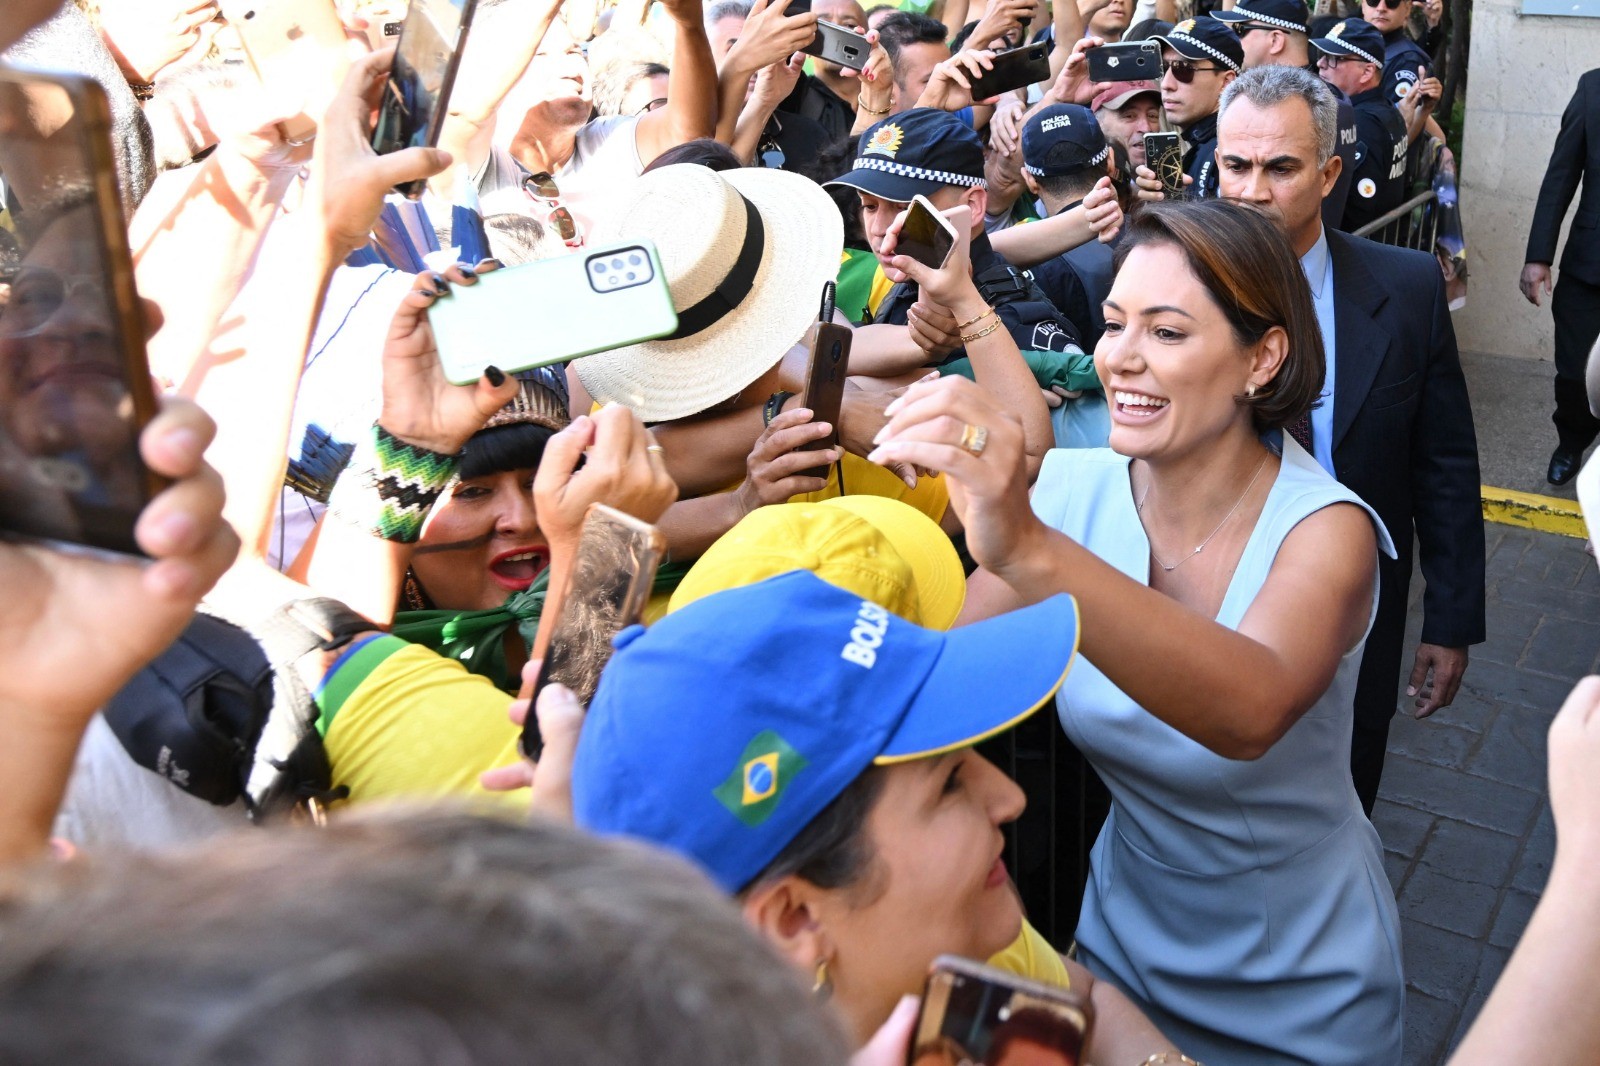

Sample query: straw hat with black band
[575,164,845,424]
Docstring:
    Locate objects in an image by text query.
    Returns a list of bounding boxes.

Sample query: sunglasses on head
[1364,0,1407,9]
[522,171,582,247]
[1166,58,1224,83]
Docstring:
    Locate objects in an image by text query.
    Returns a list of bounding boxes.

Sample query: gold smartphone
[911,955,1093,1066]
[220,0,352,144]
[0,67,163,558]
[520,504,666,755]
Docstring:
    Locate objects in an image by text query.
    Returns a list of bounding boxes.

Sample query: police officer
[1212,0,1358,230]
[1360,0,1430,105]
[1152,17,1243,199]
[1019,103,1115,349]
[1312,19,1406,233]
[825,107,1084,375]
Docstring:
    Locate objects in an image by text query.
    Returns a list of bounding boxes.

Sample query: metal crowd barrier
[1352,187,1441,248]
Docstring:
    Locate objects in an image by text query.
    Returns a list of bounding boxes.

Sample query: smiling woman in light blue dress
[870,199,1404,1065]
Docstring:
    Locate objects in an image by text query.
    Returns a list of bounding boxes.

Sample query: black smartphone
[1143,130,1186,202]
[896,194,957,271]
[911,956,1093,1066]
[783,0,811,14]
[965,41,1051,101]
[804,19,869,71]
[519,505,665,757]
[1085,40,1160,83]
[370,0,480,199]
[798,319,851,480]
[0,69,163,559]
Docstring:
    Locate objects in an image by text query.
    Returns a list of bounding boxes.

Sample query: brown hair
[1113,199,1325,433]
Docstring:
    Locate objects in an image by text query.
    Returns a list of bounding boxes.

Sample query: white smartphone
[427,240,678,384]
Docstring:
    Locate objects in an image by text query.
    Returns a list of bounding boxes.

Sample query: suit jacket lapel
[1328,231,1392,454]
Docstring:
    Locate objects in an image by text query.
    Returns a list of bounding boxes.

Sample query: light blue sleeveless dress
[1030,439,1404,1066]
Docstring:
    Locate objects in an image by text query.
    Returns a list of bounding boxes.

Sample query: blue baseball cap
[571,571,1079,893]
[1021,104,1109,178]
[825,107,988,203]
[1154,16,1245,73]
[1211,0,1310,34]
[1310,18,1384,66]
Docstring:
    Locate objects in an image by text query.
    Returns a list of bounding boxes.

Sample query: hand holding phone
[1142,130,1186,202]
[427,241,679,383]
[370,0,480,198]
[964,41,1051,101]
[519,505,666,756]
[803,19,869,70]
[0,70,163,558]
[1084,40,1160,83]
[893,195,959,272]
[798,283,851,480]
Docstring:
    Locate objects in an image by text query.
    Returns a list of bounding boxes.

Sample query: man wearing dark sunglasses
[1359,0,1429,105]
[1311,19,1405,234]
[1151,18,1242,199]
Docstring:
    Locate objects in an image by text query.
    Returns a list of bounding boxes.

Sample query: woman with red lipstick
[298,263,677,691]
[870,199,1405,1065]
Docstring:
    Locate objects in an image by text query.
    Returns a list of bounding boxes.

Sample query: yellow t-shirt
[318,635,523,811]
[987,919,1073,988]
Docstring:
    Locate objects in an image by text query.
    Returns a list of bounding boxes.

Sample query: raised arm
[870,376,1378,759]
[881,207,1052,479]
[197,49,453,560]
[129,99,313,394]
[635,0,722,166]
[0,399,237,863]
[988,177,1122,265]
[432,0,568,191]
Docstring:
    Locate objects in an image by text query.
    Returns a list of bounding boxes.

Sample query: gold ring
[646,444,665,455]
[960,423,989,456]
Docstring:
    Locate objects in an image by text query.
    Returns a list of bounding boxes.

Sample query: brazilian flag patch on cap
[714,730,809,827]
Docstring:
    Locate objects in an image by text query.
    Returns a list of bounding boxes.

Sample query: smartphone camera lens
[628,253,642,266]
[592,261,605,274]
[611,258,625,271]
[625,271,636,281]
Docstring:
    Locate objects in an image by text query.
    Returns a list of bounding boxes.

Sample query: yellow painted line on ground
[1481,485,1589,539]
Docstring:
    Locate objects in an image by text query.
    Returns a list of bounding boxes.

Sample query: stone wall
[1454,0,1599,360]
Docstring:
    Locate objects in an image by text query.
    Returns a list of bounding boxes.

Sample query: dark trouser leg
[1351,564,1409,817]
[1551,274,1600,452]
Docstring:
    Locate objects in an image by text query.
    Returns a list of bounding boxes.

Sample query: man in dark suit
[1217,66,1485,814]
[1522,68,1600,486]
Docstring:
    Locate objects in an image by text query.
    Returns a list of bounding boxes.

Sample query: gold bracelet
[1139,1054,1203,1066]
[960,320,1001,344]
[956,305,995,329]
[857,97,890,115]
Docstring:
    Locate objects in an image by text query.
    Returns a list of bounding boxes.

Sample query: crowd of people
[0,0,1597,1063]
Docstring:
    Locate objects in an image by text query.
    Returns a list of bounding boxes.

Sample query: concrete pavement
[1374,351,1596,1063]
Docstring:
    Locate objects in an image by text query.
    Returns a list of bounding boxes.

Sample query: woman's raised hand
[533,405,680,562]
[868,375,1044,572]
[377,262,520,454]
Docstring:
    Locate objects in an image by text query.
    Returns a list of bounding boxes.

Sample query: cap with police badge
[825,107,987,203]
[1211,0,1309,34]
[1021,104,1110,178]
[1154,16,1245,73]
[1310,18,1385,67]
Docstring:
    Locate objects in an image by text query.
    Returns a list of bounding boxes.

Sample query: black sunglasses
[1165,58,1225,83]
[1231,23,1275,36]
[1363,0,1407,9]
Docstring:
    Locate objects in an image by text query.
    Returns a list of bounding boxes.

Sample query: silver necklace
[1136,452,1271,572]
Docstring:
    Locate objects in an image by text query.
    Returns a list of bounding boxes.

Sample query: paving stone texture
[1379,522,1597,1063]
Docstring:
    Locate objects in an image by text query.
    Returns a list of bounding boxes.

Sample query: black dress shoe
[1548,446,1582,486]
